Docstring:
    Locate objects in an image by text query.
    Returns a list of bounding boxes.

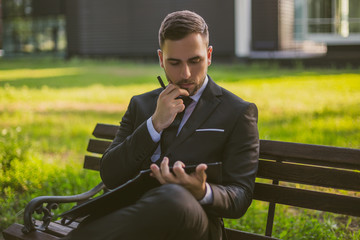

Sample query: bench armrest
[22,182,105,234]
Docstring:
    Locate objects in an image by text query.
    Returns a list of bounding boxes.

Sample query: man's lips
[179,83,194,88]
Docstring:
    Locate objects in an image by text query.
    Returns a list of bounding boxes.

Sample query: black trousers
[63,184,209,240]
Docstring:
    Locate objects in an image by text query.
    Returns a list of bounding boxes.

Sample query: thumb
[195,164,208,181]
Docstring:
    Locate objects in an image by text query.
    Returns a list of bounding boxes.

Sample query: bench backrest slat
[83,155,101,171]
[254,183,360,217]
[92,124,360,169]
[83,154,360,193]
[257,160,360,191]
[92,123,118,140]
[260,140,360,170]
[87,139,112,154]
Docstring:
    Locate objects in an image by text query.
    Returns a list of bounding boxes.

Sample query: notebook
[60,162,222,222]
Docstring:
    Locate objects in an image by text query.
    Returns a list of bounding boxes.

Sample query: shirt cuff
[146,117,161,143]
[198,182,213,205]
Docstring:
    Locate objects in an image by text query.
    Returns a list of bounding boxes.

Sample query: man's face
[158,33,213,96]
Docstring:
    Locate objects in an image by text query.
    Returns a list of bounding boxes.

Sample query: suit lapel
[167,76,223,152]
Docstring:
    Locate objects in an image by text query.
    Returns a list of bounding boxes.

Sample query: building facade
[65,0,235,59]
[1,0,359,61]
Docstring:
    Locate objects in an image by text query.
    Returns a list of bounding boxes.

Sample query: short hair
[158,10,209,49]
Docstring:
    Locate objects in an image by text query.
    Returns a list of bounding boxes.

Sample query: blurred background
[0,1,360,240]
[0,0,360,65]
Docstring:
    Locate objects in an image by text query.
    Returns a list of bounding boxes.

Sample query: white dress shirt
[146,76,213,204]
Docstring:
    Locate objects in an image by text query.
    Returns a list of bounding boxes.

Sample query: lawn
[0,58,359,239]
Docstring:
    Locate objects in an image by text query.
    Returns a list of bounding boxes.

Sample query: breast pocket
[191,129,226,149]
[195,128,225,133]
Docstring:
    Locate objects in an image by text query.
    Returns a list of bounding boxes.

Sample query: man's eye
[190,59,201,64]
[169,62,179,66]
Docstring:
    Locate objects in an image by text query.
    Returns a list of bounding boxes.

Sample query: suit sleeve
[204,102,259,218]
[100,97,159,189]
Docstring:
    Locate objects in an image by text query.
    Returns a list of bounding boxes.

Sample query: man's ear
[157,49,164,68]
[207,46,213,66]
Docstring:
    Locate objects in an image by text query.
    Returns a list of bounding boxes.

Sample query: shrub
[0,127,30,174]
[0,127,100,231]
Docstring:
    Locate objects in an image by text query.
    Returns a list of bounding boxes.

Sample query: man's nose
[180,64,191,79]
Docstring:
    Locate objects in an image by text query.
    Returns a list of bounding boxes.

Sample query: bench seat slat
[225,228,279,240]
[257,160,360,191]
[54,221,79,230]
[34,221,71,238]
[87,139,111,154]
[3,224,60,240]
[253,183,360,217]
[260,140,360,170]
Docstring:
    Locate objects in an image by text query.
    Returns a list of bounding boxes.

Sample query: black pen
[157,76,166,89]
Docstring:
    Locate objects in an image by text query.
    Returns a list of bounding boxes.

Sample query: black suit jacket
[100,76,259,239]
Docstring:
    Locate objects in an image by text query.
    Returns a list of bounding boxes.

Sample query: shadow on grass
[0,57,140,70]
[0,74,158,89]
[208,63,360,82]
[1,58,360,89]
[2,70,360,90]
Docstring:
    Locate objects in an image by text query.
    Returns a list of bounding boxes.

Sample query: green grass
[0,58,359,239]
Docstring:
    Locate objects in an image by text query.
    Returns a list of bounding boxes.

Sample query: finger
[158,85,180,103]
[159,88,185,112]
[160,84,177,97]
[160,157,170,175]
[150,164,166,184]
[160,157,177,182]
[161,85,189,112]
[172,161,186,178]
[167,85,189,99]
[174,160,185,168]
[173,100,186,114]
[177,88,190,97]
[162,83,177,94]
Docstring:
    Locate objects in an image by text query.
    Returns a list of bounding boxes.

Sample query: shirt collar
[190,75,208,103]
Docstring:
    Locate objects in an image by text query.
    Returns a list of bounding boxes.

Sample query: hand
[152,84,189,133]
[150,157,207,200]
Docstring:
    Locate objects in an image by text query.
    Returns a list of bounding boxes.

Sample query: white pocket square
[196,128,225,132]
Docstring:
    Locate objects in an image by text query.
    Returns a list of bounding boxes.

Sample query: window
[2,0,66,56]
[295,0,360,43]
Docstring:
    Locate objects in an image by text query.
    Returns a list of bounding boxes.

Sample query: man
[66,10,259,240]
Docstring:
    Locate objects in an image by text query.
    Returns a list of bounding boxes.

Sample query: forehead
[162,33,208,59]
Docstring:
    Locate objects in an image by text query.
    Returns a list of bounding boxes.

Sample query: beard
[165,74,205,96]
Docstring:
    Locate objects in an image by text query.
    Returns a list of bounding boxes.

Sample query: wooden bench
[3,123,360,240]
